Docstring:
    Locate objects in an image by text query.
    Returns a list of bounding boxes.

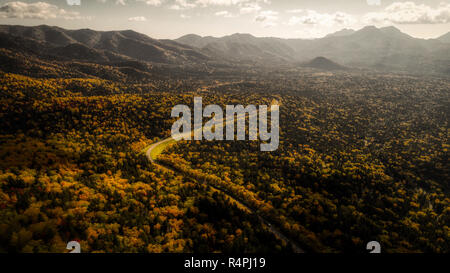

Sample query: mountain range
[0,24,209,64]
[0,24,449,76]
[176,26,450,74]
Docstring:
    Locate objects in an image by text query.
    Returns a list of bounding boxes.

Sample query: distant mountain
[303,57,347,71]
[176,26,450,74]
[325,29,355,38]
[295,26,442,71]
[0,24,210,65]
[0,24,449,76]
[177,33,295,64]
[437,32,450,43]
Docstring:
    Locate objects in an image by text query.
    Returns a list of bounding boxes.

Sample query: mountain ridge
[176,25,450,74]
[0,24,449,75]
[0,24,211,65]
[437,32,450,43]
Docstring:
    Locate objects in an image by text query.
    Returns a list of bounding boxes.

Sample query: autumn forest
[0,25,449,254]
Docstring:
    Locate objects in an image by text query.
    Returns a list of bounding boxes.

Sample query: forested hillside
[0,67,448,253]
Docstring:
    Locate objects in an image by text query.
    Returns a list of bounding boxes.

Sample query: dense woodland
[0,66,448,253]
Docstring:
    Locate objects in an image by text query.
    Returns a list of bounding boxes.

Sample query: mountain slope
[0,24,448,75]
[437,32,450,43]
[303,57,347,71]
[176,26,450,74]
[325,29,355,38]
[0,24,210,65]
[291,26,442,68]
[177,33,295,64]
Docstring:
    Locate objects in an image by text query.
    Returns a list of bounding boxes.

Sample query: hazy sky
[0,0,449,39]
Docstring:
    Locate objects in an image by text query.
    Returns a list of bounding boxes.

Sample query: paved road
[145,98,305,253]
[146,137,175,164]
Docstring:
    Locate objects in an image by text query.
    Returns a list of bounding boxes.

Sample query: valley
[0,24,448,253]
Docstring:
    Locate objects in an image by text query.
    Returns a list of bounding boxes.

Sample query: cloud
[66,0,81,6]
[286,9,303,14]
[116,0,126,5]
[215,10,235,18]
[169,0,196,10]
[364,2,450,24]
[196,0,266,7]
[287,9,355,26]
[239,2,261,14]
[196,0,242,5]
[366,0,381,6]
[128,16,147,21]
[255,10,278,27]
[169,0,267,10]
[0,1,84,20]
[137,0,163,6]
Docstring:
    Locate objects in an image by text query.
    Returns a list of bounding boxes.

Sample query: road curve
[144,128,305,253]
[146,137,175,164]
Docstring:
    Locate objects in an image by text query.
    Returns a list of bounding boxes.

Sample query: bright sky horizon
[0,0,449,39]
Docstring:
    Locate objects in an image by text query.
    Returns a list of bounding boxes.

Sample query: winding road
[144,104,305,253]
